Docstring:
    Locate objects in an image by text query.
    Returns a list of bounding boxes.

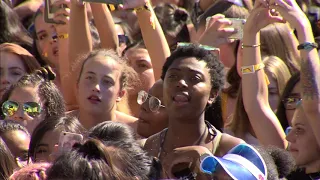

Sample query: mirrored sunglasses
[1,100,42,118]
[282,97,302,110]
[137,90,165,112]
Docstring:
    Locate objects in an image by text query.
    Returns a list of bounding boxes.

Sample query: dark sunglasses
[118,35,130,45]
[137,90,165,112]
[1,100,42,118]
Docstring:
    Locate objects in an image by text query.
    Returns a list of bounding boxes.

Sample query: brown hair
[260,23,300,74]
[228,56,292,139]
[0,43,41,73]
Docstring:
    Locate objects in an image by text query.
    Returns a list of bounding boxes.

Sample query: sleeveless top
[157,123,223,159]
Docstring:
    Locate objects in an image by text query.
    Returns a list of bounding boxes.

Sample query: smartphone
[226,18,246,40]
[44,0,67,24]
[58,131,83,153]
[80,0,123,4]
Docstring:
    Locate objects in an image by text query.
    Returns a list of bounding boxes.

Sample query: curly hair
[161,43,225,93]
[0,120,30,137]
[0,67,65,120]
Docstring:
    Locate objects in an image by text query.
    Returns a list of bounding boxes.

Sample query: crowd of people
[0,0,320,179]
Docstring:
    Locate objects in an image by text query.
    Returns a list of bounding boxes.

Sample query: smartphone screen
[58,131,83,153]
[80,0,123,4]
[226,18,246,40]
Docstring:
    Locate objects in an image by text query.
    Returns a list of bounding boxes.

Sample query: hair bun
[35,66,56,81]
[174,8,188,22]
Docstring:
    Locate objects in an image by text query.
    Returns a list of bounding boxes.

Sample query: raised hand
[52,0,71,34]
[244,0,285,34]
[199,14,238,47]
[269,0,310,31]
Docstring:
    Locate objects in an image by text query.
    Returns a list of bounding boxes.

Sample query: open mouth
[53,47,59,56]
[87,95,101,104]
[172,93,190,105]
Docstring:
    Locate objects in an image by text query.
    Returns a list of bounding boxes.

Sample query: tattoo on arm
[301,58,320,100]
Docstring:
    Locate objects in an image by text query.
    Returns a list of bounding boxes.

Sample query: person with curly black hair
[144,44,243,179]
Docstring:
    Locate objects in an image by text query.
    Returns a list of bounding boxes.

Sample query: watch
[297,42,318,51]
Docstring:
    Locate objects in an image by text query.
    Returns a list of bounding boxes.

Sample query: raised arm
[90,3,118,51]
[123,0,170,80]
[271,0,320,145]
[241,0,287,148]
[61,0,92,110]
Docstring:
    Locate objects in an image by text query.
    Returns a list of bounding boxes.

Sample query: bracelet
[241,62,265,74]
[241,43,261,49]
[58,34,69,39]
[134,2,155,30]
[134,2,151,13]
[107,4,117,12]
[297,42,318,51]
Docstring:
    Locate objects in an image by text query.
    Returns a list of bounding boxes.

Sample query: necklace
[157,121,216,159]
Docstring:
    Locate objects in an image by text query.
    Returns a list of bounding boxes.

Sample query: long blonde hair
[260,23,300,74]
[228,56,292,139]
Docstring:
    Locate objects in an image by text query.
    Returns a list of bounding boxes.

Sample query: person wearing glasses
[0,67,65,133]
[276,72,301,130]
[137,80,168,138]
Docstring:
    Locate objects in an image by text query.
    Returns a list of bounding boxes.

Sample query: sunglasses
[282,97,302,110]
[137,90,165,112]
[118,35,130,45]
[1,100,42,118]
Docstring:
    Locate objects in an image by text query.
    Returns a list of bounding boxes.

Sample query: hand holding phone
[225,18,246,40]
[58,131,83,153]
[44,0,70,24]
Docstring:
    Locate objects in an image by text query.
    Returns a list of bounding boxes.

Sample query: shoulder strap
[211,127,222,155]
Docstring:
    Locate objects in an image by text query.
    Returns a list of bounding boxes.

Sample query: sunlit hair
[0,120,30,137]
[228,56,291,139]
[9,162,51,180]
[46,139,153,180]
[0,137,17,180]
[0,67,65,120]
[260,23,300,74]
[0,43,41,73]
[263,56,292,95]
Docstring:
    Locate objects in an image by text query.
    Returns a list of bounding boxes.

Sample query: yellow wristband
[241,62,265,74]
[58,34,69,39]
[134,3,151,13]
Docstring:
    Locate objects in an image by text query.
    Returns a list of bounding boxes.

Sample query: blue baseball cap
[200,143,267,180]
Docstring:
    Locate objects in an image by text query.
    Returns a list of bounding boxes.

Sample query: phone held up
[58,131,83,153]
[44,0,68,24]
[206,17,246,40]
